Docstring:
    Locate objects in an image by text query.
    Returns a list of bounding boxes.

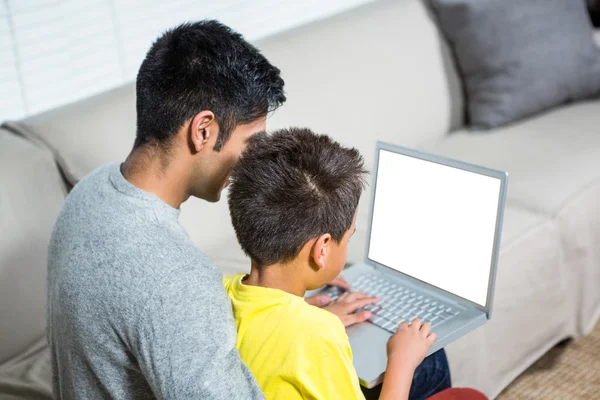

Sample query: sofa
[1,0,599,398]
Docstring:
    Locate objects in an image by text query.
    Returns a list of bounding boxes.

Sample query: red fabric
[426,388,488,400]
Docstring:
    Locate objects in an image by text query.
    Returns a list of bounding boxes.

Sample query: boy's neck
[244,259,309,297]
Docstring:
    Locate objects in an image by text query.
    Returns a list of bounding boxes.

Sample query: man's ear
[190,111,215,153]
[311,234,331,270]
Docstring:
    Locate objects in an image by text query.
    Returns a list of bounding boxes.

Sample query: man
[47,20,450,399]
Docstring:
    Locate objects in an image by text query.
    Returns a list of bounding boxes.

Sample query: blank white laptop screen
[368,149,502,306]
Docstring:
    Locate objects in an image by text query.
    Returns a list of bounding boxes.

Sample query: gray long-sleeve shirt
[47,163,263,399]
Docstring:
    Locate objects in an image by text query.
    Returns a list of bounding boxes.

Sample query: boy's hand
[322,292,379,327]
[327,275,351,291]
[387,318,437,371]
[303,275,350,308]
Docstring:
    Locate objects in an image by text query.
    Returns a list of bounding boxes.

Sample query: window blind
[1,0,374,122]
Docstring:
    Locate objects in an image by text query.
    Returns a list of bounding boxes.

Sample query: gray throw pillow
[590,0,600,27]
[429,0,600,129]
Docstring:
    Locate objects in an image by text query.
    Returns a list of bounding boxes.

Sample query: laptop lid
[364,142,508,317]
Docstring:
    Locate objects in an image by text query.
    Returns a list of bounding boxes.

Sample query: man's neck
[121,146,190,209]
[243,259,309,297]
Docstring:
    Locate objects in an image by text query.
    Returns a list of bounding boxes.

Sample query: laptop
[313,141,508,388]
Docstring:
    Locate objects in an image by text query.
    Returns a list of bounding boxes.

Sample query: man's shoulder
[54,163,121,230]
[66,163,113,199]
[149,248,222,292]
[49,160,223,307]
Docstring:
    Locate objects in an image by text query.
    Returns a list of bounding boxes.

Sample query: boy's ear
[190,110,215,152]
[311,234,331,270]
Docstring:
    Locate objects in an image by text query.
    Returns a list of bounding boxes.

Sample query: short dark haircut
[135,20,286,150]
[228,128,367,266]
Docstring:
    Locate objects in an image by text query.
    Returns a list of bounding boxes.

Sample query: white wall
[0,0,375,122]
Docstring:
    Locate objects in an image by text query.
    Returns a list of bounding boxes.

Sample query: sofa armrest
[0,130,65,364]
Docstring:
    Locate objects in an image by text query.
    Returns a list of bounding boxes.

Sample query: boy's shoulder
[288,295,348,344]
[224,274,348,345]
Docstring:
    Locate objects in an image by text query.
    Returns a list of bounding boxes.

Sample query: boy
[225,128,437,399]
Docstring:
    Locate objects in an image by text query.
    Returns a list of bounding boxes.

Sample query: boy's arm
[378,357,414,400]
[379,319,437,400]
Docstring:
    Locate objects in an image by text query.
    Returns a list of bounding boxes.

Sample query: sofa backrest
[0,129,66,365]
[257,0,464,163]
[5,0,462,181]
[1,0,464,269]
[4,84,137,187]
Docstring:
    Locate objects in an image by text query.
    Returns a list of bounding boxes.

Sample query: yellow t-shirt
[224,274,365,400]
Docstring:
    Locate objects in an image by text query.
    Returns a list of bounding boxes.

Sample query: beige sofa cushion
[423,100,600,215]
[0,338,51,400]
[0,130,66,365]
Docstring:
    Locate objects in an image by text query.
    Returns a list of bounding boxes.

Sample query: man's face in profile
[193,117,267,202]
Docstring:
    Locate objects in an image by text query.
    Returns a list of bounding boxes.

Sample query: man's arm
[132,266,264,400]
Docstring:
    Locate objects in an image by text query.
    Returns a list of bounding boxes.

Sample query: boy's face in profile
[310,210,358,289]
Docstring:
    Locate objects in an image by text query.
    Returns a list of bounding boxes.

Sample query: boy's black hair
[135,20,286,150]
[228,128,367,266]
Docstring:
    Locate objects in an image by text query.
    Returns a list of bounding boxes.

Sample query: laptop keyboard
[323,274,459,333]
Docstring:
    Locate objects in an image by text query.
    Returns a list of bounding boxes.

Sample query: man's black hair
[228,128,367,266]
[135,20,285,150]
